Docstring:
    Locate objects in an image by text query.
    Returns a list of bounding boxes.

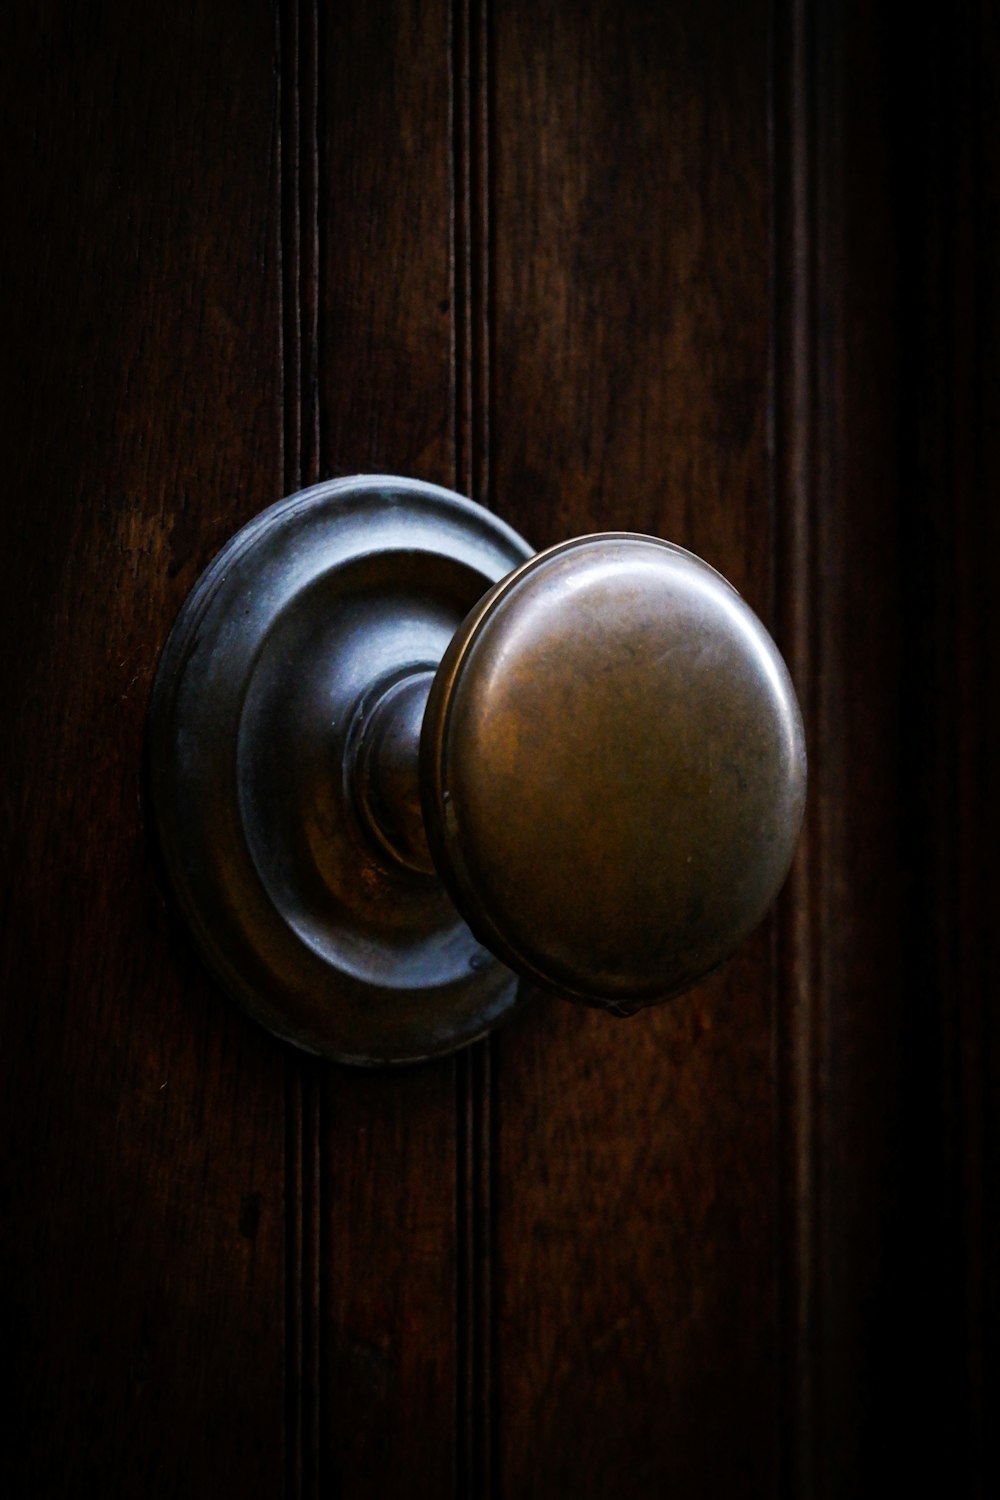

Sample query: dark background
[1,2,995,1496]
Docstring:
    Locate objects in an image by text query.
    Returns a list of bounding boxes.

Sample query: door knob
[148,476,805,1064]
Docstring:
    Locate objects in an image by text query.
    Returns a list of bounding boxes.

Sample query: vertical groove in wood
[472,0,492,513]
[451,6,469,1491]
[476,17,497,1492]
[452,0,471,502]
[456,1040,494,1500]
[303,8,323,1494]
[453,2,494,1494]
[771,2,821,1494]
[302,0,321,489]
[452,0,491,508]
[279,4,302,1493]
[284,1063,304,1500]
[281,3,322,1495]
[472,6,496,1491]
[455,1055,473,1500]
[302,1067,323,1500]
[280,0,320,499]
[279,0,299,499]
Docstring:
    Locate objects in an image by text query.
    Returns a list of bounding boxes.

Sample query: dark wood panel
[318,0,457,483]
[489,4,777,1494]
[775,1,996,1493]
[0,3,286,1495]
[2,1,993,1496]
[312,3,461,1494]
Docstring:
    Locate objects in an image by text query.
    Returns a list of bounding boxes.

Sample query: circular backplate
[147,476,533,1064]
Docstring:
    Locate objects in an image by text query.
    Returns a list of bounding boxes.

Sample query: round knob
[421,535,805,1013]
[147,477,805,1063]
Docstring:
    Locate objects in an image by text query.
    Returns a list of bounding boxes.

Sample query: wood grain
[453,5,496,1494]
[1,3,286,1495]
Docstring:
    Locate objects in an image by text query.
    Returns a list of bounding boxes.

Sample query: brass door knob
[148,476,805,1064]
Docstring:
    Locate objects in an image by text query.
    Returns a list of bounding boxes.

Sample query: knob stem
[353,670,436,875]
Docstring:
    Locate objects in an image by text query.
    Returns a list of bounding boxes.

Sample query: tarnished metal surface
[146,476,531,1064]
[422,534,806,1012]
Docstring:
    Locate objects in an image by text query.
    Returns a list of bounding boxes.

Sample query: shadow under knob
[421,534,806,1013]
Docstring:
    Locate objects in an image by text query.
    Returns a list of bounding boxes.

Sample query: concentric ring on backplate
[146,476,533,1064]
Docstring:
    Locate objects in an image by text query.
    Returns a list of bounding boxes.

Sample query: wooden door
[3,2,993,1496]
